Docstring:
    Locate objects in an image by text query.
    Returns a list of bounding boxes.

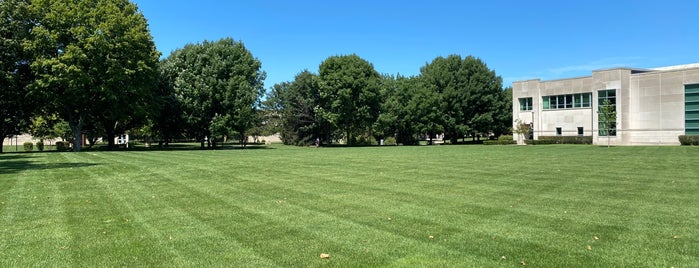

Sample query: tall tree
[0,0,33,153]
[274,71,329,146]
[420,55,504,143]
[318,54,381,145]
[163,38,265,148]
[28,0,159,151]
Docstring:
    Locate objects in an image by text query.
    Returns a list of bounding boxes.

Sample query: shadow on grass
[80,143,276,152]
[0,154,99,175]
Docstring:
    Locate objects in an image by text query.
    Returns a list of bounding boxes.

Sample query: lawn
[0,145,697,267]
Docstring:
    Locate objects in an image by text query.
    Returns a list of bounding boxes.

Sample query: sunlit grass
[1,145,697,266]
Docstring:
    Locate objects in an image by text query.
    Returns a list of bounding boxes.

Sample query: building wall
[513,64,699,145]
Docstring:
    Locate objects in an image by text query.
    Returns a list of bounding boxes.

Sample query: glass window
[582,93,591,107]
[542,93,592,110]
[574,94,582,108]
[556,127,562,136]
[519,97,533,111]
[578,127,584,135]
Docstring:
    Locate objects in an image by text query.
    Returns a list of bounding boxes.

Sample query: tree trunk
[104,121,116,150]
[0,138,4,153]
[68,113,85,152]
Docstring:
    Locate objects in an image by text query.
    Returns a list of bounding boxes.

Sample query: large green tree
[28,0,159,151]
[420,55,504,143]
[275,71,332,145]
[0,0,33,153]
[163,38,265,148]
[318,54,381,145]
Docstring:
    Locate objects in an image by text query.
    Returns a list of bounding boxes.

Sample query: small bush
[23,142,33,151]
[383,136,397,146]
[36,141,45,151]
[498,135,513,141]
[678,135,699,145]
[56,141,70,151]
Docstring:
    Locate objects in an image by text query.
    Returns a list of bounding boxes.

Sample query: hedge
[525,136,592,145]
[483,135,516,145]
[678,135,699,145]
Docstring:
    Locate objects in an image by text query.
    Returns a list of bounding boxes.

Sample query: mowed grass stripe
[76,151,281,267]
[0,153,75,266]
[107,151,492,265]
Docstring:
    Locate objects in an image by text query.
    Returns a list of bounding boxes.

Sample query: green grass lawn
[1,145,697,267]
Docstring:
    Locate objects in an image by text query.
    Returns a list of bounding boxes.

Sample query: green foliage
[23,142,33,151]
[36,141,44,151]
[498,135,512,141]
[678,135,699,145]
[162,38,265,148]
[483,139,516,145]
[319,54,381,145]
[526,136,593,145]
[0,0,34,153]
[383,136,397,146]
[55,141,70,151]
[28,0,160,152]
[420,55,506,143]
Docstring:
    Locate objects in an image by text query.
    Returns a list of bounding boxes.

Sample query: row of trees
[2,0,511,152]
[266,54,512,146]
[1,0,265,152]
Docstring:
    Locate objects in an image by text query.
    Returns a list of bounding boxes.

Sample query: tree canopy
[0,0,33,153]
[160,38,265,148]
[28,0,159,151]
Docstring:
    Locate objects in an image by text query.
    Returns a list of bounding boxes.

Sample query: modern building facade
[513,63,699,145]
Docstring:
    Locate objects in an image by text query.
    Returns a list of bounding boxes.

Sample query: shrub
[678,135,699,145]
[525,139,557,145]
[526,136,592,145]
[383,136,397,146]
[23,142,33,151]
[36,141,45,151]
[56,141,70,151]
[498,135,513,141]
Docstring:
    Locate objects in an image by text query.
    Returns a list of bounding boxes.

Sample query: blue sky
[132,0,699,89]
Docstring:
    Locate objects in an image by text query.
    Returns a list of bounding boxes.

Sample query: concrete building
[513,63,699,145]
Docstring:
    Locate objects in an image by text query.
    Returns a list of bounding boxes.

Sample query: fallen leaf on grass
[593,236,599,240]
[520,260,526,265]
[672,235,679,239]
[387,217,392,221]
[500,256,506,260]
[320,253,330,259]
[428,235,434,240]
[587,245,592,250]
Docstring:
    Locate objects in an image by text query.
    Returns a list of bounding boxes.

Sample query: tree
[318,54,381,145]
[420,55,504,143]
[163,38,265,149]
[598,99,617,147]
[0,0,34,153]
[513,119,532,144]
[274,71,328,146]
[375,75,443,145]
[28,0,159,151]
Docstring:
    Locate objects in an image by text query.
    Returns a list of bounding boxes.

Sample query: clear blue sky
[132,0,699,89]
